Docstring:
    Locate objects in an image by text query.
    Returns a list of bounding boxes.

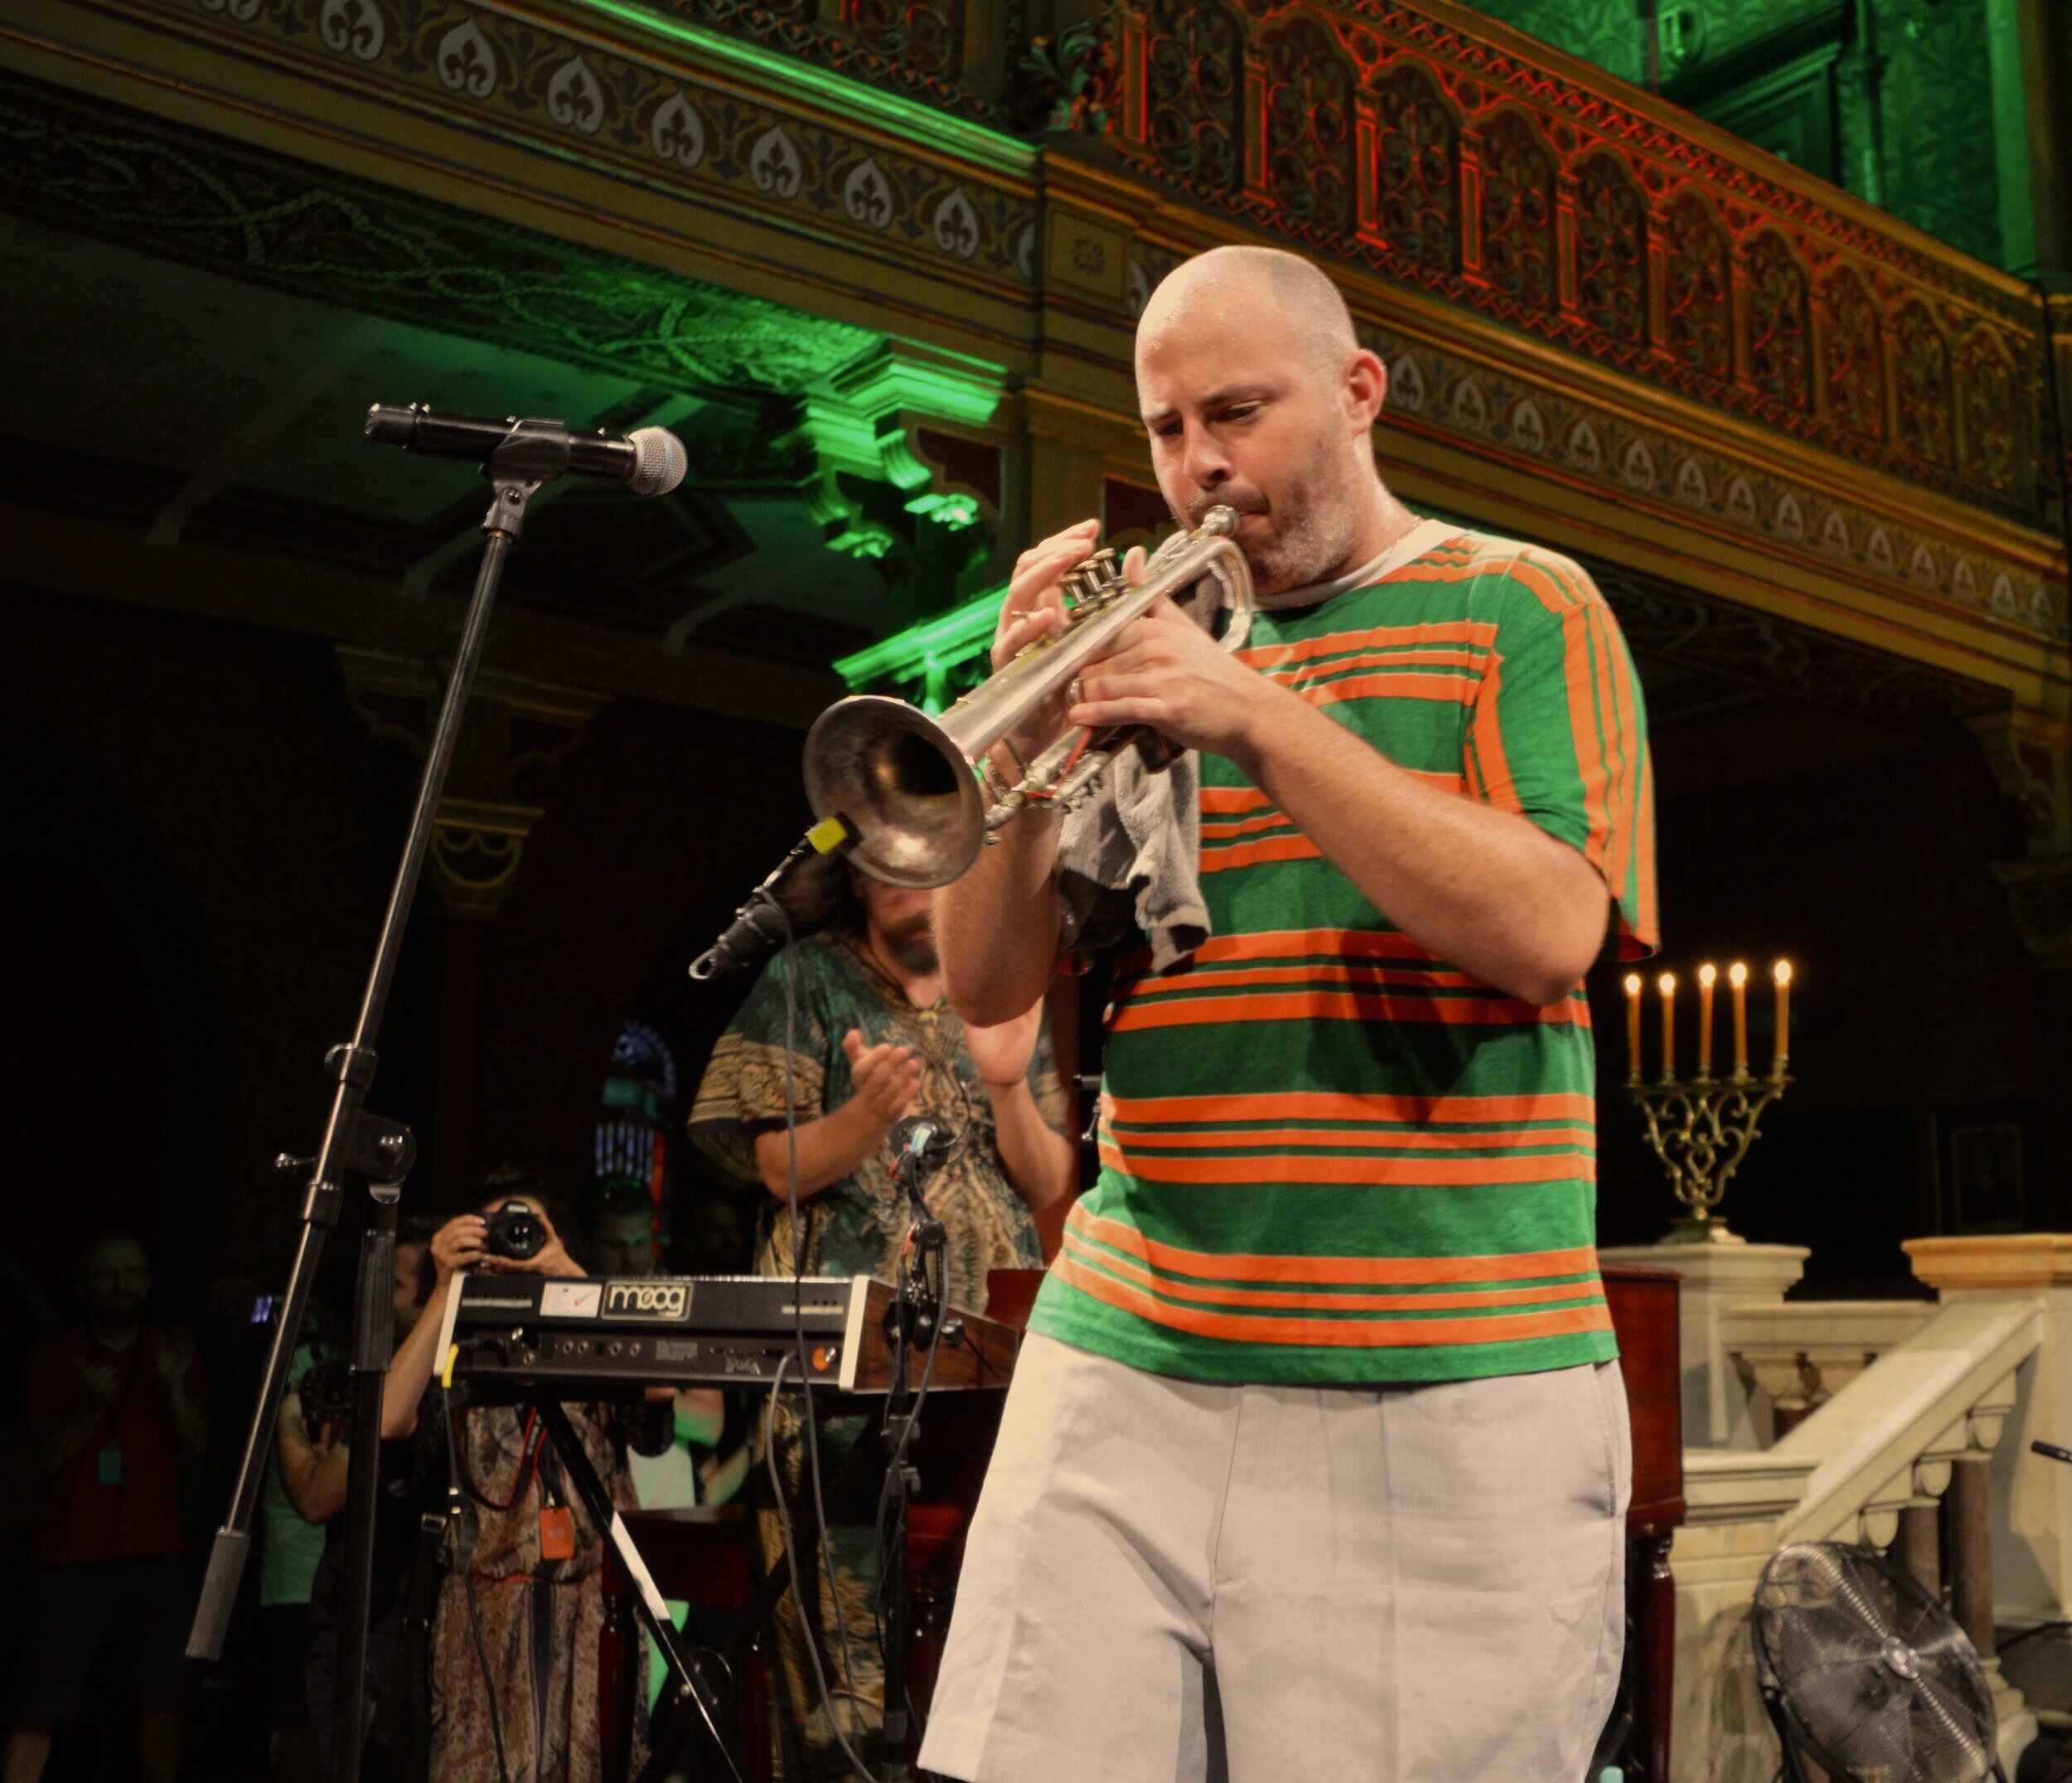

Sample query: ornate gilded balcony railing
[614,0,2061,532]
[641,0,1104,131]
[1093,0,2058,530]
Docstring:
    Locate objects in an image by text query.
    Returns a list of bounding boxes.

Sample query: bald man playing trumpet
[917,246,1658,1782]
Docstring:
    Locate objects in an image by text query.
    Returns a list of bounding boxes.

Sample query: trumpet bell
[802,694,983,889]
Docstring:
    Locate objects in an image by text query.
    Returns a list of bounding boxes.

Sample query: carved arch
[1742,229,1810,409]
[1474,107,1556,316]
[1259,9,1358,242]
[1953,325,2022,498]
[1366,58,1460,281]
[1571,149,1648,348]
[1890,298,1953,468]
[1819,264,1884,439]
[1659,187,1732,379]
[1143,0,1244,198]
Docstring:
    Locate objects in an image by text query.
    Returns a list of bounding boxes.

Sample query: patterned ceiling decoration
[33,0,2057,548]
[76,0,1043,296]
[1344,317,2064,642]
[0,71,879,396]
[1102,0,2055,525]
[652,0,1038,128]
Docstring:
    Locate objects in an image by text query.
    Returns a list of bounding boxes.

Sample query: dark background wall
[0,583,806,1325]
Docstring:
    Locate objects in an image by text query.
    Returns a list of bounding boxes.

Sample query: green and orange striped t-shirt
[1029,529,1658,1385]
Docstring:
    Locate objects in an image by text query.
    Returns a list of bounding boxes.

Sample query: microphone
[690,815,859,983]
[888,1115,955,1175]
[364,404,688,496]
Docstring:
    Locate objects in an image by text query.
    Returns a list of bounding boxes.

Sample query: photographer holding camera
[375,1179,666,1783]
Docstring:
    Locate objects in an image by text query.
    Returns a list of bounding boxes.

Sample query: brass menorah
[1624,961,1793,1244]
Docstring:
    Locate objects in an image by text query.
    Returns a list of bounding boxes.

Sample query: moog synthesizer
[447,1272,1019,1395]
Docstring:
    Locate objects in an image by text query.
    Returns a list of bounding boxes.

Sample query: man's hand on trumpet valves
[991,514,1297,778]
[992,518,1099,671]
[988,518,1106,768]
[1070,589,1296,778]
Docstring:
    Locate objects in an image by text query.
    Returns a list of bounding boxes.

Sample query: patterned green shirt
[1030,531,1658,1386]
[688,932,1060,1311]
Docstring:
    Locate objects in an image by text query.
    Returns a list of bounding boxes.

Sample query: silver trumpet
[803,504,1254,888]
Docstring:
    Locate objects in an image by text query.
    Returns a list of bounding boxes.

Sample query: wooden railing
[647,0,2068,531]
[1095,0,2057,530]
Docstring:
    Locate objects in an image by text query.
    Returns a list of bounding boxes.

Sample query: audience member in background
[257,1301,332,1783]
[590,1184,665,1278]
[383,1181,670,1783]
[590,1181,748,1513]
[678,1193,748,1276]
[3,1232,209,1783]
[275,1219,439,1781]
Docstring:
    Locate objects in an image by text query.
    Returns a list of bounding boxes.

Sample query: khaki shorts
[919,1335,1629,1783]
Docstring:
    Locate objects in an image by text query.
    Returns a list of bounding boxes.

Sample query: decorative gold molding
[336,646,610,915]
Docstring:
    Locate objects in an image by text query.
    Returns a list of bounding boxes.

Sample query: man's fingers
[1005,530,1101,618]
[1070,691,1165,729]
[1010,519,1098,577]
[852,1043,913,1090]
[1008,536,1090,591]
[841,1028,866,1061]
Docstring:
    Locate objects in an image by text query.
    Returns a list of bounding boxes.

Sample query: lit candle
[1697,963,1716,1078]
[1729,962,1749,1076]
[1658,971,1677,1081]
[1624,972,1644,1078]
[1774,959,1792,1071]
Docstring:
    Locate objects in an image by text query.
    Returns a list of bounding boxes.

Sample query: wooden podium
[1603,1265,1688,1783]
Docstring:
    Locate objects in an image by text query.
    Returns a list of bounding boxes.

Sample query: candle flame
[1774,959,1793,986]
[1623,973,1642,994]
[1729,962,1748,987]
[1698,962,1716,986]
[1658,971,1676,993]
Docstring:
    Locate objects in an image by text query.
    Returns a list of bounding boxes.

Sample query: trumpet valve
[1061,548,1126,608]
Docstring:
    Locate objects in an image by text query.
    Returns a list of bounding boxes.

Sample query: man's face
[857,876,937,975]
[593,1213,658,1277]
[80,1238,150,1325]
[1137,311,1370,594]
[392,1241,428,1337]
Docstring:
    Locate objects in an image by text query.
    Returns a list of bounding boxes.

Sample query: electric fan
[1751,1540,2005,1783]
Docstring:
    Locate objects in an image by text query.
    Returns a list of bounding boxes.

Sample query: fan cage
[1750,1540,1997,1783]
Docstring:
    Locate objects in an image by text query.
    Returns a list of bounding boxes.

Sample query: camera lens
[487,1200,545,1261]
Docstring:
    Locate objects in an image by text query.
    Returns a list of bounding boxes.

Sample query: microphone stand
[189,432,572,1783]
[877,1136,951,1782]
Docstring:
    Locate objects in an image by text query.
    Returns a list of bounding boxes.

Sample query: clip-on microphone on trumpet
[689,812,859,982]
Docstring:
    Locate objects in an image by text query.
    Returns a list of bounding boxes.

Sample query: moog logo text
[602,1281,691,1321]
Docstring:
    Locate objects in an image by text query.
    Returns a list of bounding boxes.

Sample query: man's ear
[1344,348,1388,431]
